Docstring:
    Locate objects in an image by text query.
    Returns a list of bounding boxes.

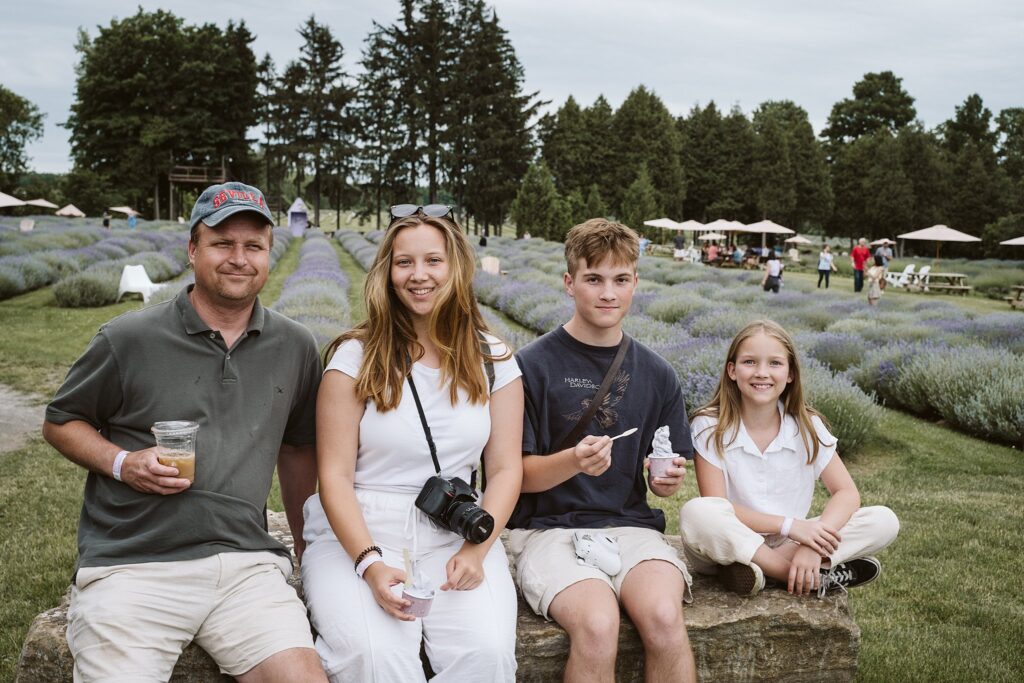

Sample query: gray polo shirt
[47,286,322,569]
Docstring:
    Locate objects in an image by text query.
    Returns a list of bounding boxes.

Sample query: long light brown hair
[691,319,831,464]
[325,214,508,411]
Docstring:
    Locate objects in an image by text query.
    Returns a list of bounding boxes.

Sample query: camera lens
[448,502,494,544]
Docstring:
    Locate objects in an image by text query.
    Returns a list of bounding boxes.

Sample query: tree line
[1,5,1022,255]
[518,71,1023,256]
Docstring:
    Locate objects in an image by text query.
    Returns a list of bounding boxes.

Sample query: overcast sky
[2,0,1022,175]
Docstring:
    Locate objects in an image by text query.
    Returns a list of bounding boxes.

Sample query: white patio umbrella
[0,191,26,208]
[677,220,705,231]
[897,224,980,265]
[56,204,87,218]
[1000,236,1024,246]
[25,198,59,209]
[643,217,682,230]
[109,206,140,216]
[703,218,736,233]
[869,237,896,246]
[784,235,813,244]
[741,219,795,235]
[697,232,728,241]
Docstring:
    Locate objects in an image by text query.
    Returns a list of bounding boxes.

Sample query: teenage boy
[508,218,697,683]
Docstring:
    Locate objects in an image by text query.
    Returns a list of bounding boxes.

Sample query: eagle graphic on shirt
[564,370,630,429]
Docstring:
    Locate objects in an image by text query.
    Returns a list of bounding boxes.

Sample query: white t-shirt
[690,402,837,520]
[326,335,521,493]
[766,259,783,277]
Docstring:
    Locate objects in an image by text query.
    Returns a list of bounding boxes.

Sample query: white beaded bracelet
[112,450,129,482]
[355,555,383,578]
[780,516,794,538]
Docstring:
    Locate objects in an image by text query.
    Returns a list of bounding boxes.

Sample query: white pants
[301,490,518,682]
[679,496,899,574]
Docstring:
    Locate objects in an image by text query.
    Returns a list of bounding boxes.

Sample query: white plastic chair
[480,256,501,275]
[116,264,165,304]
[19,219,34,232]
[787,248,801,263]
[913,265,931,291]
[886,263,915,288]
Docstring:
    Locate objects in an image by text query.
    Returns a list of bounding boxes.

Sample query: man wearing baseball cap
[44,182,328,681]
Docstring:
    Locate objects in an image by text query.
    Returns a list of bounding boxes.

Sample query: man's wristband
[112,450,129,482]
[780,516,794,538]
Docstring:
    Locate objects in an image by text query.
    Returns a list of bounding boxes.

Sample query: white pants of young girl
[301,490,518,683]
[679,496,899,574]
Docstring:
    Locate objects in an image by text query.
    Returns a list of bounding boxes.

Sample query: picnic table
[909,271,972,295]
[1006,285,1024,310]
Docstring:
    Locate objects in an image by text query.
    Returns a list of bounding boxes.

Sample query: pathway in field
[0,384,44,455]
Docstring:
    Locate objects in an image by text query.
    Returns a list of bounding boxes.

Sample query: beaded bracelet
[353,545,382,572]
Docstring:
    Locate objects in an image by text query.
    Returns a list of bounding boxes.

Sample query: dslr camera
[415,476,494,544]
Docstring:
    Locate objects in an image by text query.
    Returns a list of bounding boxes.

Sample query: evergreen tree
[619,165,658,233]
[563,189,586,227]
[940,93,998,155]
[610,86,685,217]
[831,132,913,240]
[713,107,758,222]
[0,85,44,189]
[822,71,916,152]
[539,96,591,195]
[678,102,726,222]
[996,107,1024,212]
[584,184,608,219]
[581,96,617,206]
[510,162,561,238]
[896,125,951,230]
[751,114,796,223]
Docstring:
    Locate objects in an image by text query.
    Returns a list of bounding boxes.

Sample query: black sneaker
[817,557,881,598]
[719,562,765,596]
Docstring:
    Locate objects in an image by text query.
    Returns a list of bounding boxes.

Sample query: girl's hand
[788,519,841,557]
[788,545,823,596]
[363,562,415,621]
[442,545,486,591]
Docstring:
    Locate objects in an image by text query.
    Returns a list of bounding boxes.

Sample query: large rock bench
[17,513,859,682]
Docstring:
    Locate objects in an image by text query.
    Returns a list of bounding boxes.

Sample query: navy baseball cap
[189,182,274,231]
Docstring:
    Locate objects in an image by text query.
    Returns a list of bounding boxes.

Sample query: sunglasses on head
[389,204,453,223]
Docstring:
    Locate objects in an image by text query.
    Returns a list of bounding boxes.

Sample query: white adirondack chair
[19,219,34,232]
[480,256,501,275]
[117,264,165,304]
[885,263,915,288]
[913,265,932,291]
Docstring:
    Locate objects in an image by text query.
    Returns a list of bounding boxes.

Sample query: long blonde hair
[325,214,508,411]
[692,319,830,464]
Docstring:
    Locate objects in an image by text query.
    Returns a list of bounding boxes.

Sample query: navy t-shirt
[508,326,693,531]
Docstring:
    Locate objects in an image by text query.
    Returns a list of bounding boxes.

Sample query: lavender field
[472,236,1023,450]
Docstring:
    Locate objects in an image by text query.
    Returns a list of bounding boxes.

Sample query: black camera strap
[556,334,632,452]
[405,331,496,484]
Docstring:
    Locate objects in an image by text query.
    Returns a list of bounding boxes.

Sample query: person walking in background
[673,233,687,261]
[762,251,784,294]
[101,210,110,229]
[866,255,886,306]
[874,240,894,289]
[128,212,137,230]
[680,319,899,597]
[816,245,838,289]
[850,238,871,292]
[301,205,523,682]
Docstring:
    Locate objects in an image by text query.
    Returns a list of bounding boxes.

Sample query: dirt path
[0,384,45,454]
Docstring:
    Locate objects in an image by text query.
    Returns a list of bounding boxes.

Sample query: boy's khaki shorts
[507,527,692,619]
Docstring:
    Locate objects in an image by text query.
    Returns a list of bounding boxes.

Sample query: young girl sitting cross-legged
[679,319,899,597]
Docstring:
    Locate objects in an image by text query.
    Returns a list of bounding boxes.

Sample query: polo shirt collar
[727,401,800,458]
[175,284,265,336]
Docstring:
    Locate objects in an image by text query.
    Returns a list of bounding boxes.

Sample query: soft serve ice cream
[648,425,675,479]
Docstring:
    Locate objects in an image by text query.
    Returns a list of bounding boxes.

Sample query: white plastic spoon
[610,427,638,441]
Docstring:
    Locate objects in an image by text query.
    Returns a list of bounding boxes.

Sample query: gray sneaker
[719,562,766,596]
[818,557,881,598]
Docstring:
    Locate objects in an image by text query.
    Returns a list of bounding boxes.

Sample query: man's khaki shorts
[67,551,314,681]
[507,527,692,619]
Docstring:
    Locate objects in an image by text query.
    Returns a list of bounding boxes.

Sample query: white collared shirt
[690,402,837,520]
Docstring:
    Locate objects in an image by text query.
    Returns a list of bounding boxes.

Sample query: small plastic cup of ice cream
[648,455,676,480]
[401,587,435,618]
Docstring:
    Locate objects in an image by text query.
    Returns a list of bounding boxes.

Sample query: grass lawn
[2,238,1021,681]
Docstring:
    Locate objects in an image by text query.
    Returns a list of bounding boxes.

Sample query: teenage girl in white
[301,207,524,681]
[679,319,898,596]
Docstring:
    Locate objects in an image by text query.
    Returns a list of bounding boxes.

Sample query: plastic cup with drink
[151,420,199,483]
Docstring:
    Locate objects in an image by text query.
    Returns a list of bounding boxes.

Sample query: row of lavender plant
[336,229,536,354]
[273,232,350,349]
[0,231,185,300]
